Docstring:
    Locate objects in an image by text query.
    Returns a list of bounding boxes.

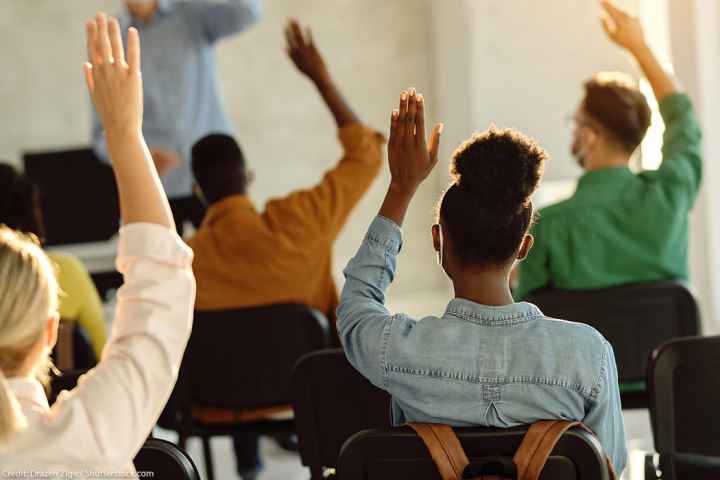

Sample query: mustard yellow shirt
[49,253,107,359]
[188,124,385,319]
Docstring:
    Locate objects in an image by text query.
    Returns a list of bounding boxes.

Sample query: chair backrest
[292,349,391,471]
[186,303,329,409]
[649,335,720,456]
[134,438,200,480]
[337,426,611,480]
[23,148,119,246]
[526,282,700,382]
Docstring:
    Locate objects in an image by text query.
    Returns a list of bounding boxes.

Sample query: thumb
[428,123,444,165]
[600,15,615,39]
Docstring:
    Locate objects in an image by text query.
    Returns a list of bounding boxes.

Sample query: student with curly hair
[337,89,626,475]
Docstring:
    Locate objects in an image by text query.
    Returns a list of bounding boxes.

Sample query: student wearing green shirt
[517,0,702,299]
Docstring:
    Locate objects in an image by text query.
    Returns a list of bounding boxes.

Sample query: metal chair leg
[201,436,215,480]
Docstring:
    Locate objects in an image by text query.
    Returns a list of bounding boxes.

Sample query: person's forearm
[632,43,678,101]
[315,74,360,128]
[379,184,417,227]
[106,129,174,229]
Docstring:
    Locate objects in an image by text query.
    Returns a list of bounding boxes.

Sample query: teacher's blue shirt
[92,0,262,198]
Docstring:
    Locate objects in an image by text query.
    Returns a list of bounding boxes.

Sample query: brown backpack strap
[513,420,618,480]
[408,423,470,480]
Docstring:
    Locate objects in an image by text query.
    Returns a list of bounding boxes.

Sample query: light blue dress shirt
[337,215,627,475]
[92,0,262,198]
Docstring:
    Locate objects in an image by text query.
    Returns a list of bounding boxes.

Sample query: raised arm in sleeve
[336,215,404,390]
[583,342,627,476]
[183,0,262,43]
[265,125,384,241]
[656,93,703,207]
[37,224,195,468]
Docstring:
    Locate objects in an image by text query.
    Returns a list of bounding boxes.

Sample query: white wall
[0,0,446,304]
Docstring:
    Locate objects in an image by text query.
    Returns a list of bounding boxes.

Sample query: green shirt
[517,93,702,299]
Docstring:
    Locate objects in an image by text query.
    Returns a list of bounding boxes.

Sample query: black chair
[134,438,201,480]
[526,282,700,409]
[649,335,720,458]
[338,426,612,479]
[292,349,392,479]
[159,303,330,480]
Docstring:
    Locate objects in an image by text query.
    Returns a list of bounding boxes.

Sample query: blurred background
[1,1,718,477]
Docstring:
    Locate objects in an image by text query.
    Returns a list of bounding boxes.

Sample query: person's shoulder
[536,316,608,355]
[48,252,86,275]
[537,196,579,220]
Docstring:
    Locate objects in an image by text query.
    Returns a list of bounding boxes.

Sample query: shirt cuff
[366,215,403,253]
[116,223,193,272]
[659,93,693,121]
[338,124,387,150]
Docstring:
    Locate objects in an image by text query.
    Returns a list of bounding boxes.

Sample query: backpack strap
[513,420,618,480]
[408,423,470,480]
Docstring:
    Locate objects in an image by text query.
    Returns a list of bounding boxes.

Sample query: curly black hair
[438,126,547,265]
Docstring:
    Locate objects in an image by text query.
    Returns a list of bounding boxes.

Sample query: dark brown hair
[438,126,547,265]
[583,72,651,153]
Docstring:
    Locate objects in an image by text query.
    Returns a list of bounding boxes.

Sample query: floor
[155,408,655,480]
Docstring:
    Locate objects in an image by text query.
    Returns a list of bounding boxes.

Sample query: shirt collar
[6,376,50,416]
[577,166,633,190]
[204,195,256,225]
[444,298,544,326]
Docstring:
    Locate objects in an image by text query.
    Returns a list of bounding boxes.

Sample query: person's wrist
[312,70,333,90]
[105,124,142,143]
[388,180,419,198]
[628,40,651,59]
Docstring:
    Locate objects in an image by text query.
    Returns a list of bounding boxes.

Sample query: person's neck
[452,268,515,307]
[584,150,630,172]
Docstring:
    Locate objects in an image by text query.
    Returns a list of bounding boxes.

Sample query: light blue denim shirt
[92,0,262,198]
[337,216,627,474]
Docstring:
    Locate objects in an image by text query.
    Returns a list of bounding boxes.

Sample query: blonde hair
[0,225,59,443]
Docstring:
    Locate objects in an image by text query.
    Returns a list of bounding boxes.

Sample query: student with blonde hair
[0,12,195,475]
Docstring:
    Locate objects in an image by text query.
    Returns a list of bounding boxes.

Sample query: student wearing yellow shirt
[0,164,107,360]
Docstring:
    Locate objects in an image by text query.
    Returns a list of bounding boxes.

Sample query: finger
[428,123,444,165]
[85,20,99,64]
[389,110,399,147]
[290,20,305,46]
[127,27,141,74]
[415,93,426,146]
[600,0,626,22]
[600,15,614,38]
[284,24,297,50]
[406,88,417,138]
[397,90,408,138]
[96,12,113,64]
[83,62,95,94]
[109,17,126,66]
[306,27,314,47]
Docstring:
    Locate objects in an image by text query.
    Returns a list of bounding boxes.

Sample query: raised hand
[387,88,443,193]
[84,12,173,229]
[285,19,329,85]
[599,0,646,54]
[84,13,143,137]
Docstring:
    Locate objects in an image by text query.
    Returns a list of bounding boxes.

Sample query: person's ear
[245,169,255,189]
[516,234,534,261]
[46,314,60,351]
[431,224,441,253]
[193,183,208,205]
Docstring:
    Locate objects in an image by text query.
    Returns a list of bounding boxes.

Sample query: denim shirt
[337,216,627,474]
